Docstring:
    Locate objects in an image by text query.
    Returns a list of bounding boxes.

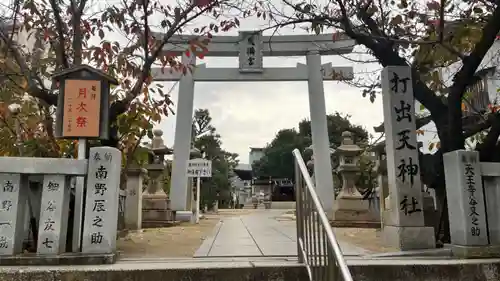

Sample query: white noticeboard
[187,158,212,178]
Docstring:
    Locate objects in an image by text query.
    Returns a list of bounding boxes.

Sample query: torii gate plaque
[153,31,355,218]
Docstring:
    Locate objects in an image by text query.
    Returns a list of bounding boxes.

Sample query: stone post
[443,150,489,256]
[483,176,500,245]
[381,66,435,250]
[125,167,146,230]
[0,174,28,256]
[417,142,439,229]
[331,132,379,227]
[480,162,500,257]
[371,141,388,225]
[37,175,70,255]
[82,147,122,254]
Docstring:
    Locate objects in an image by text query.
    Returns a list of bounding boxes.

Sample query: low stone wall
[2,259,500,281]
[270,201,296,210]
[350,260,500,281]
[0,263,306,281]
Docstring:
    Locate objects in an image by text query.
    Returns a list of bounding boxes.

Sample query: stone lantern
[142,129,173,228]
[145,130,170,194]
[331,131,379,227]
[334,131,363,199]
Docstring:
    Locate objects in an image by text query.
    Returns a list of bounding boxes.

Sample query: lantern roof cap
[334,131,362,155]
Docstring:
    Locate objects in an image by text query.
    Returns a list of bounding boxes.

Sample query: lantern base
[331,197,380,224]
[142,194,174,228]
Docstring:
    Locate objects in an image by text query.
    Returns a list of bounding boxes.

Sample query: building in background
[249,147,265,166]
[232,163,252,206]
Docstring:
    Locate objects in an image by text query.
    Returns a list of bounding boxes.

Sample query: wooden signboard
[53,64,118,140]
[62,80,102,137]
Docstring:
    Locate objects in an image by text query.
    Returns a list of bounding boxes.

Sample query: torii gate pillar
[169,53,196,214]
[306,51,334,212]
[157,31,355,217]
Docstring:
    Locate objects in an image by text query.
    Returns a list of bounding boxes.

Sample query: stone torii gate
[152,31,355,217]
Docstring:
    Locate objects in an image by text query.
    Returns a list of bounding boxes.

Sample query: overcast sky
[158,54,383,164]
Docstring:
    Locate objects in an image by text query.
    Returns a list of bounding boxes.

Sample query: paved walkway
[194,210,370,257]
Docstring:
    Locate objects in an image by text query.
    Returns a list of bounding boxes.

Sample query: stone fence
[0,146,121,262]
[444,150,500,257]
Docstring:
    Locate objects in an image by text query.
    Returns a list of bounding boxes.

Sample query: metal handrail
[293,148,353,281]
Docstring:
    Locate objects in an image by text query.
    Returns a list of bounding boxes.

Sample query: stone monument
[142,130,173,228]
[81,146,122,254]
[371,141,388,225]
[381,66,435,250]
[125,166,147,230]
[331,131,379,227]
[443,150,490,256]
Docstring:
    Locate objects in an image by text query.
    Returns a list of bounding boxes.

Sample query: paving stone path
[194,210,370,257]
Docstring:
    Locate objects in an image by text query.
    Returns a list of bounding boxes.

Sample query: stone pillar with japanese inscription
[125,167,146,230]
[0,174,28,256]
[37,175,70,254]
[443,150,489,252]
[82,147,122,254]
[381,66,435,250]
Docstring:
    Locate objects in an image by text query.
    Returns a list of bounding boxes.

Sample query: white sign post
[187,158,212,223]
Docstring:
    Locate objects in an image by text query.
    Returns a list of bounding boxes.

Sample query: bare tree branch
[463,112,499,139]
[143,0,150,64]
[447,4,500,149]
[71,0,85,65]
[48,0,69,68]
[440,43,466,60]
[374,115,434,133]
[438,0,445,43]
[122,1,221,109]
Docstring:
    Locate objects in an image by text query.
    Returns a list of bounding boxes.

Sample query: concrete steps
[2,257,500,281]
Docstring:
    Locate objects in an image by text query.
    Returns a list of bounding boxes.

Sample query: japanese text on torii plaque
[62,80,102,137]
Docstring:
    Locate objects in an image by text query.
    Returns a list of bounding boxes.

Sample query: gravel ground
[273,212,393,254]
[117,209,255,258]
[333,228,396,253]
[118,209,391,258]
